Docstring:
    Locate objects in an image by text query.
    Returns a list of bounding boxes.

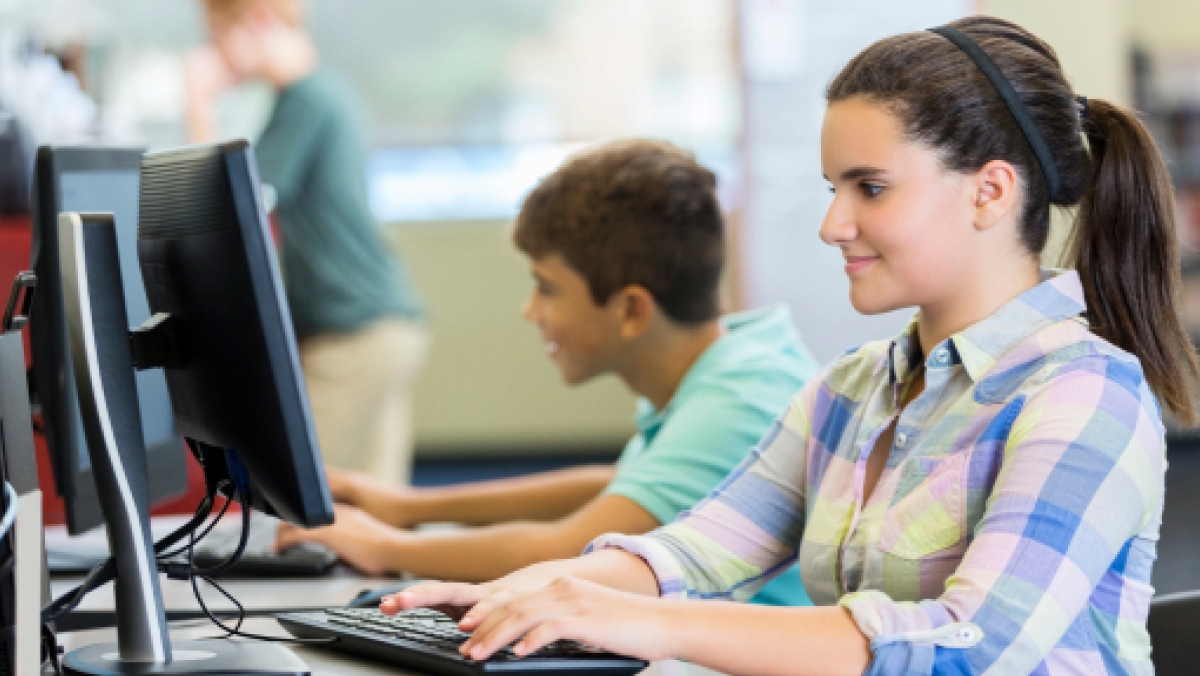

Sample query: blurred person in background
[186,0,428,485]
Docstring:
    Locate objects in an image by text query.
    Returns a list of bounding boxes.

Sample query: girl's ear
[972,159,1020,232]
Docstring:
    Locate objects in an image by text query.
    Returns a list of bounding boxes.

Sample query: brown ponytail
[1073,99,1200,424]
[827,15,1199,424]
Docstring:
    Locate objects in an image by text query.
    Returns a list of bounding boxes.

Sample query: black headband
[928,26,1062,203]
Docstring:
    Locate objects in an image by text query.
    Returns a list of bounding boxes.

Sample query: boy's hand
[274,503,399,576]
[184,46,235,109]
[184,45,235,142]
[325,466,417,528]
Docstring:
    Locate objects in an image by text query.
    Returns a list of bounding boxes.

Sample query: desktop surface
[49,619,711,676]
[45,513,339,579]
[45,578,718,676]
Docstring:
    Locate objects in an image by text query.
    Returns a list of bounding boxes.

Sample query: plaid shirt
[592,270,1164,676]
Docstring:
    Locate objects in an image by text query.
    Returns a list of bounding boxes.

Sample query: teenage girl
[381,16,1198,676]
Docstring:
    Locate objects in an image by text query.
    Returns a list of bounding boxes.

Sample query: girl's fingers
[457,587,512,630]
[381,582,484,615]
[513,618,576,658]
[462,592,572,660]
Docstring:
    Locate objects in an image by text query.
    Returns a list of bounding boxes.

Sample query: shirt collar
[886,269,1087,384]
[634,305,798,435]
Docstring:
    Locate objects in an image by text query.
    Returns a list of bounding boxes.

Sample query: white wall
[737,0,972,363]
[982,0,1128,104]
[1126,0,1200,54]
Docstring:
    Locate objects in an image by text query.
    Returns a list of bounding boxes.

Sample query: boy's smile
[521,253,623,385]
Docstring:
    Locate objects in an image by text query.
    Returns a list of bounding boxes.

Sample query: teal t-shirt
[255,69,424,339]
[603,305,818,606]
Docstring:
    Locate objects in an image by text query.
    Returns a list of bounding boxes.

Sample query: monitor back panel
[29,147,186,534]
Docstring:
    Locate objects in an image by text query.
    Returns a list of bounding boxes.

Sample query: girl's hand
[381,559,581,617]
[460,576,675,662]
[384,564,675,663]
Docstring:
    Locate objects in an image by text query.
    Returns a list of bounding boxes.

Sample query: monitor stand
[57,212,310,675]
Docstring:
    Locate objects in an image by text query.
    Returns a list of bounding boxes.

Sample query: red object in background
[0,215,210,526]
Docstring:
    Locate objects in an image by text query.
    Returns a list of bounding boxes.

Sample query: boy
[278,140,818,607]
[186,0,428,485]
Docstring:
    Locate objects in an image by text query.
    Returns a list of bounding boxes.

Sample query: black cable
[41,622,63,675]
[42,479,221,624]
[178,485,334,645]
[41,557,115,624]
[186,525,245,638]
[187,580,333,644]
[157,482,233,561]
[42,464,331,645]
[0,550,13,582]
[188,487,251,579]
[200,576,245,636]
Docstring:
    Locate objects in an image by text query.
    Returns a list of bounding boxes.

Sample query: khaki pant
[300,318,429,486]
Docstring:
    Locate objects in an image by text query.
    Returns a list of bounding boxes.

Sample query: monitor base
[62,639,310,675]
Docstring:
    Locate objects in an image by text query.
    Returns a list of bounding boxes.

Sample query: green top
[603,305,818,607]
[255,69,423,338]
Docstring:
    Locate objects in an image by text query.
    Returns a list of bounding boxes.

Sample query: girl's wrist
[652,599,691,662]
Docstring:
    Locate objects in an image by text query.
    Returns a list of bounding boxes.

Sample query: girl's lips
[546,341,560,356]
[844,256,880,275]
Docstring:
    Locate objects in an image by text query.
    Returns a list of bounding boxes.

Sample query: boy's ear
[613,285,657,340]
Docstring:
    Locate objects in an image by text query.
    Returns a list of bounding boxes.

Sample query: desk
[51,569,387,618]
[44,519,720,675]
[45,577,718,676]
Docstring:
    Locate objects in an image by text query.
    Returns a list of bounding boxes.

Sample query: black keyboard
[276,608,649,675]
[188,547,337,577]
[188,512,338,577]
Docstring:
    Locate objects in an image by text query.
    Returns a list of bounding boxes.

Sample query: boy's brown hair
[514,139,725,325]
[200,0,304,26]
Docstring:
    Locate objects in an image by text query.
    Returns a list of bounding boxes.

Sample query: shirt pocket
[878,453,968,559]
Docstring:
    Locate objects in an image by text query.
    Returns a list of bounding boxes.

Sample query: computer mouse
[347,579,426,609]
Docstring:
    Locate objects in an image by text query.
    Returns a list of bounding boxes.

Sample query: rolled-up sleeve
[588,379,818,601]
[840,356,1164,675]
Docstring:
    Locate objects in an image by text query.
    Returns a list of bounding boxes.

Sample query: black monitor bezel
[136,140,333,528]
[30,146,188,535]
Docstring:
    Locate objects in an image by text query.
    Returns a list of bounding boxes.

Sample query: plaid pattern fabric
[591,270,1164,676]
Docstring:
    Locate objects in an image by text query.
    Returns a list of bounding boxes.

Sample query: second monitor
[29,146,186,535]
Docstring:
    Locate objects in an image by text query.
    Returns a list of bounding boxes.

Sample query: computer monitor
[55,140,333,675]
[29,147,187,534]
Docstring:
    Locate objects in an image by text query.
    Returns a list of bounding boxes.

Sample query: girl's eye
[827,185,835,194]
[860,182,884,198]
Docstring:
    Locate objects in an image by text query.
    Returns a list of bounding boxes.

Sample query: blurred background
[3,0,1200,588]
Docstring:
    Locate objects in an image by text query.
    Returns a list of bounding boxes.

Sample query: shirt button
[895,432,907,447]
[934,348,950,364]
